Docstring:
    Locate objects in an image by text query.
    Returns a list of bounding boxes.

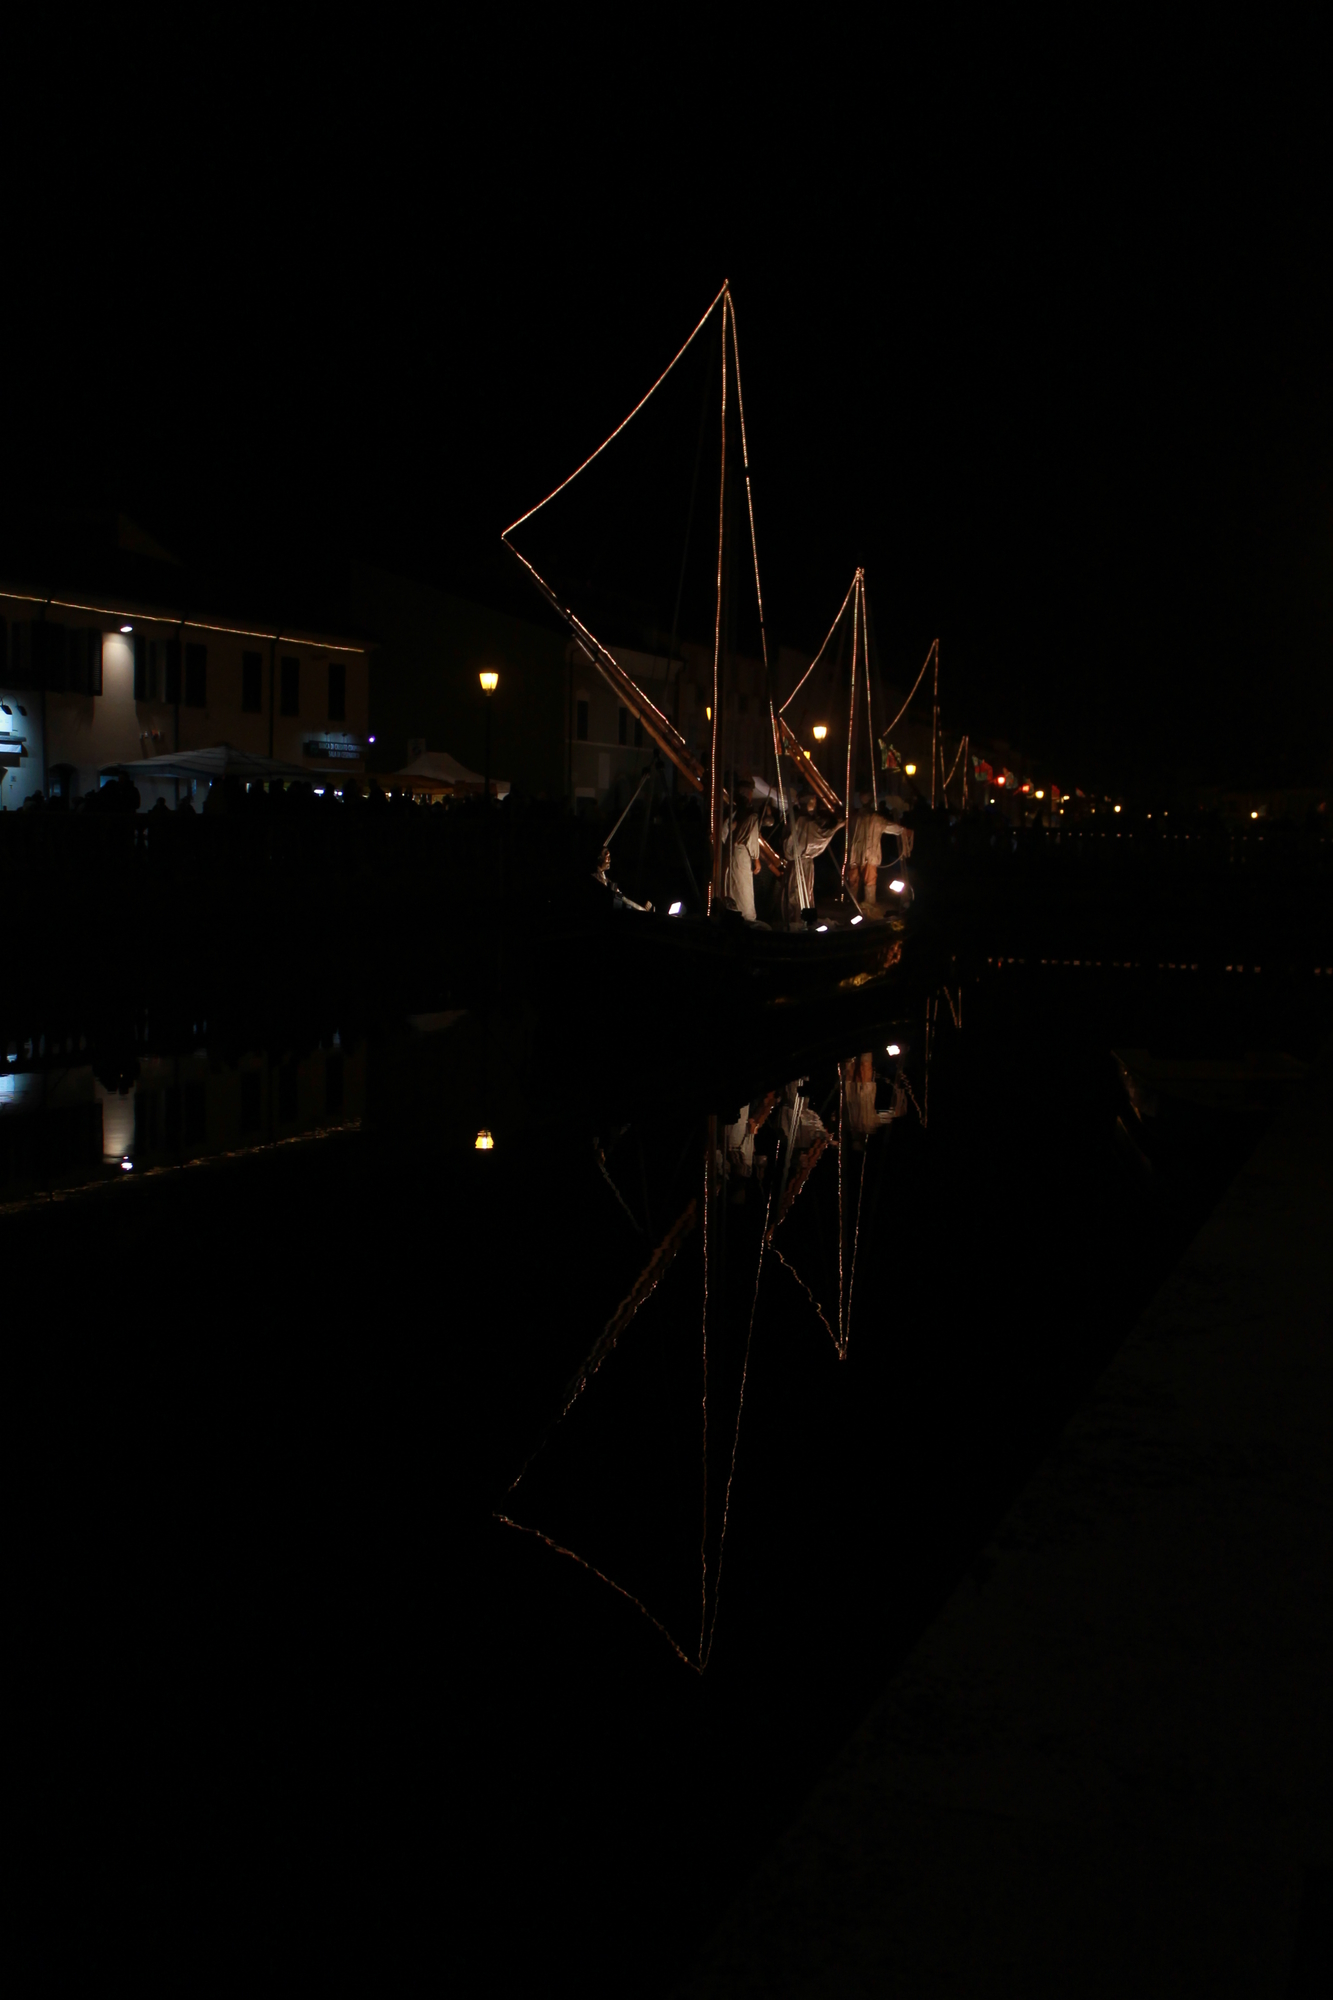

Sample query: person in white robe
[780,793,844,928]
[722,779,763,921]
[846,801,904,910]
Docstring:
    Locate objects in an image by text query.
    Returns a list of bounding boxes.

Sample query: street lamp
[904,762,917,776]
[479,670,499,799]
[812,723,828,742]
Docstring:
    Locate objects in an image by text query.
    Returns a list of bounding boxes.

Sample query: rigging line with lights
[501,282,785,903]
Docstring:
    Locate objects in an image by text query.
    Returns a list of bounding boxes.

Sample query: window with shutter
[280,656,299,715]
[163,640,181,705]
[327,659,345,722]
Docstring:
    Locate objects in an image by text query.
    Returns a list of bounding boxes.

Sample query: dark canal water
[11,951,1329,1988]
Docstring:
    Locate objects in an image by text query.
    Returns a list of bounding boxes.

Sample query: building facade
[0,585,370,807]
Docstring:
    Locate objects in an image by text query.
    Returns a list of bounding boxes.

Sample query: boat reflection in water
[497,983,963,1671]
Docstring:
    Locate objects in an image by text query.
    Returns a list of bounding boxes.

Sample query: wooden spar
[776,716,842,814]
[501,544,706,792]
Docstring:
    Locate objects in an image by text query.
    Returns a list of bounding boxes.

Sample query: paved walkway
[678,1051,1332,1997]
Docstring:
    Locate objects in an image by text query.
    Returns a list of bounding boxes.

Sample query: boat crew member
[591,846,653,913]
[722,777,763,921]
[846,799,904,911]
[781,792,844,929]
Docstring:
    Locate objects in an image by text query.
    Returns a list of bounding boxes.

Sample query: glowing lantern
[479,671,499,693]
[904,763,917,776]
[813,724,828,742]
[475,1130,495,1151]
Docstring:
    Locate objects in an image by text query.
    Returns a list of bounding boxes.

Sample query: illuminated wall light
[1035,790,1044,799]
[705,706,712,721]
[1250,810,1259,820]
[475,1130,495,1151]
[119,623,133,634]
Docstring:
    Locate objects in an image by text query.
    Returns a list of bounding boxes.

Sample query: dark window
[133,635,151,702]
[617,705,628,746]
[280,656,299,716]
[327,659,345,722]
[58,629,100,696]
[325,1051,344,1116]
[184,643,207,708]
[241,652,263,713]
[7,622,33,689]
[576,698,589,742]
[634,716,644,747]
[278,1060,297,1121]
[239,1070,262,1133]
[34,621,66,690]
[163,639,181,705]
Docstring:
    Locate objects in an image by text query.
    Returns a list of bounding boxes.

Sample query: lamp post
[812,723,828,743]
[479,670,498,799]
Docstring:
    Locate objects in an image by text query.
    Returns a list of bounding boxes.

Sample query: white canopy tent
[381,751,510,800]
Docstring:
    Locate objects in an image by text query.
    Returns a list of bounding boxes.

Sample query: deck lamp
[904,763,916,776]
[812,724,828,742]
[886,1043,901,1056]
[850,913,863,925]
[669,901,683,916]
[889,878,906,894]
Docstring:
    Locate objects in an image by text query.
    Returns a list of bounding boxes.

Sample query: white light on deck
[816,923,828,932]
[669,900,683,916]
[850,913,863,925]
[120,1157,133,1171]
[889,878,906,894]
[475,1130,494,1151]
[886,1043,900,1056]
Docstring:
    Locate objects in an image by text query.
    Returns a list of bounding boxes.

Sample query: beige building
[0,583,370,807]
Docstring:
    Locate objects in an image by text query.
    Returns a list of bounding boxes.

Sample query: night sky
[6,28,1328,796]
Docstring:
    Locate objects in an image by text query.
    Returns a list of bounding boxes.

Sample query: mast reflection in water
[496,985,962,1670]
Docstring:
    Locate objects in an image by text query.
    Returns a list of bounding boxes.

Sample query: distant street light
[813,724,828,742]
[479,670,499,800]
[904,762,917,776]
[475,1130,495,1151]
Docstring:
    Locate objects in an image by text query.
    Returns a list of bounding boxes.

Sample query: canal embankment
[677,1039,1332,1995]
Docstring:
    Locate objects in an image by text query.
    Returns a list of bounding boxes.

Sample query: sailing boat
[502,283,914,1014]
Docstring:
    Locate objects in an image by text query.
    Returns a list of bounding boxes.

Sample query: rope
[502,283,728,539]
[880,637,937,739]
[778,572,859,713]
